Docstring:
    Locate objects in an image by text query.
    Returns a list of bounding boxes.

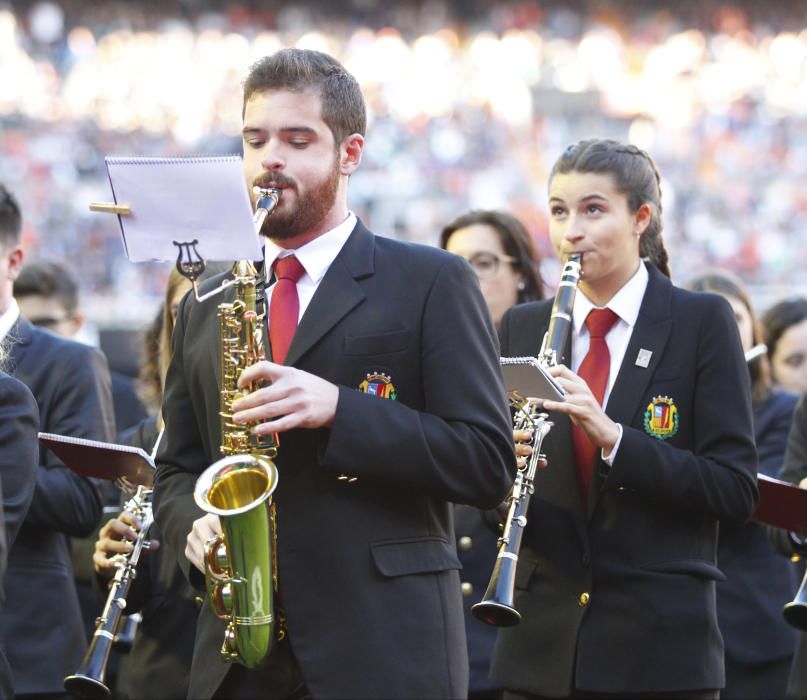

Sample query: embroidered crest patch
[359,372,398,400]
[644,395,678,440]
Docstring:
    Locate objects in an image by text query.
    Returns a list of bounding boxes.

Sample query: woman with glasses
[440,209,544,700]
[440,210,544,329]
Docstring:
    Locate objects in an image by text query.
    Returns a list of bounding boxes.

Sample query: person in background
[440,209,544,699]
[93,268,198,700]
[687,269,798,700]
[440,210,544,329]
[13,257,145,648]
[774,396,807,700]
[14,258,148,434]
[0,342,39,699]
[491,139,758,699]
[762,297,807,396]
[0,182,115,699]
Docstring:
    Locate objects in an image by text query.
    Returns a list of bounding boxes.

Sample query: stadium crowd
[0,0,806,324]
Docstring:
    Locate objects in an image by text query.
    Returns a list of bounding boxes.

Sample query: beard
[255,156,341,241]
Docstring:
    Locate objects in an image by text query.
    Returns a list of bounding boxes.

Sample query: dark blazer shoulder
[371,229,468,275]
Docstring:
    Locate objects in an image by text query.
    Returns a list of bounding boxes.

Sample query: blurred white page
[104,155,262,263]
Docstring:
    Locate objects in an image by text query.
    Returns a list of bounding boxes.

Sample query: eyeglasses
[462,252,517,281]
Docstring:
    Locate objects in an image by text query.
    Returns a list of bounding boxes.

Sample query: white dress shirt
[570,260,649,463]
[0,298,20,344]
[263,212,357,326]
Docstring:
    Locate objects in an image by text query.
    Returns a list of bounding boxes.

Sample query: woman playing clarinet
[491,139,758,700]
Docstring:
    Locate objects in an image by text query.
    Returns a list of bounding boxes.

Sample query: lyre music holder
[89,155,264,301]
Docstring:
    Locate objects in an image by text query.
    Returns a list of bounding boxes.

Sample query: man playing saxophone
[152,48,515,700]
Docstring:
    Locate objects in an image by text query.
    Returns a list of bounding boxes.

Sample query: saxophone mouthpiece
[253,187,281,233]
[253,187,281,214]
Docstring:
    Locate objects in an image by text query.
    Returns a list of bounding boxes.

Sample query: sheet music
[104,155,263,263]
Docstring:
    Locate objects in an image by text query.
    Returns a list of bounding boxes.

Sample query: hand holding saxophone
[231,360,339,434]
[185,512,221,574]
[94,511,160,579]
[541,364,621,454]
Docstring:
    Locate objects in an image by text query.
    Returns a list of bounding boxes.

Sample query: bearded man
[153,48,515,700]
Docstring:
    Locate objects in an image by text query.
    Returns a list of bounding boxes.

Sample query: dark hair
[550,139,670,278]
[439,210,544,303]
[0,183,22,250]
[243,48,366,146]
[686,269,771,403]
[138,268,193,417]
[14,259,80,314]
[137,304,164,415]
[761,297,807,368]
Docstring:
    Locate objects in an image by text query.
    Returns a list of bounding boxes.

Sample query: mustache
[253,172,295,190]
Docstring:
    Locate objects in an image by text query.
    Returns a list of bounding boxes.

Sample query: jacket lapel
[588,264,673,513]
[284,221,374,367]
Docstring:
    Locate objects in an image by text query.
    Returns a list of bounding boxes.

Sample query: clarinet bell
[784,570,807,630]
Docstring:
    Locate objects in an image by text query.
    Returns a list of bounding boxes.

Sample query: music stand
[89,155,263,299]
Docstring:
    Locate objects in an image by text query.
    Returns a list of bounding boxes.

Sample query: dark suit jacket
[716,390,798,673]
[454,504,502,694]
[491,264,758,696]
[0,317,115,694]
[0,373,39,699]
[154,221,515,700]
[778,393,807,699]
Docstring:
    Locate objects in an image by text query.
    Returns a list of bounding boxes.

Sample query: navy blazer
[0,317,115,694]
[491,264,758,696]
[777,393,807,699]
[154,221,516,699]
[716,390,798,671]
[0,373,39,699]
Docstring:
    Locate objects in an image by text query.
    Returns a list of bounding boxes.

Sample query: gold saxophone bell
[194,454,278,667]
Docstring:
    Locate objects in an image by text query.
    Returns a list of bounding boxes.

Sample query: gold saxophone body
[193,188,281,668]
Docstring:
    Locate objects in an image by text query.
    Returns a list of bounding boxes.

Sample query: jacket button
[461,582,474,597]
[579,592,590,606]
[458,536,473,551]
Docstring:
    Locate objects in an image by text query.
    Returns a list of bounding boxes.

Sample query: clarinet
[63,486,153,699]
[471,253,582,627]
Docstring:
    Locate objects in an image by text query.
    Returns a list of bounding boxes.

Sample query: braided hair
[550,139,671,278]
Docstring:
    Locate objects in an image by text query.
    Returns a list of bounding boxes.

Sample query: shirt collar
[0,298,20,343]
[573,260,649,333]
[263,212,357,285]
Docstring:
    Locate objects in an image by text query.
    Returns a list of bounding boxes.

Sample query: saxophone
[472,253,582,626]
[192,188,281,667]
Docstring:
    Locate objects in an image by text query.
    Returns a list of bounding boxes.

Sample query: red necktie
[269,256,305,365]
[571,308,619,507]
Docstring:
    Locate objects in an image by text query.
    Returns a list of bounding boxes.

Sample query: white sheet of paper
[104,155,263,263]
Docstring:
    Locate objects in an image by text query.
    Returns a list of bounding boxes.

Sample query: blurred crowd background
[1,0,806,348]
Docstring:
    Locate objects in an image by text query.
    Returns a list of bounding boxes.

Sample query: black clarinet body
[64,487,153,698]
[471,253,582,627]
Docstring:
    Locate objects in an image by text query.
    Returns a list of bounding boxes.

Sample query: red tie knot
[274,255,305,283]
[585,308,619,339]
